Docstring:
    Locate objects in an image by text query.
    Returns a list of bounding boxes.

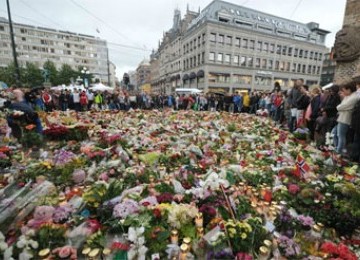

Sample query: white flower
[128,226,145,243]
[4,246,14,260]
[19,250,33,260]
[0,241,7,251]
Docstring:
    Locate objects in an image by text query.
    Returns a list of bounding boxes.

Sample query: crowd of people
[1,77,360,163]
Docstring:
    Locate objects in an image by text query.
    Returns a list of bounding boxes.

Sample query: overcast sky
[0,0,347,79]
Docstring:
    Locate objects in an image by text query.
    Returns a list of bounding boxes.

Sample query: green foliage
[227,123,236,132]
[154,183,175,194]
[22,62,43,87]
[43,60,58,85]
[35,224,67,250]
[57,64,77,85]
[20,131,43,149]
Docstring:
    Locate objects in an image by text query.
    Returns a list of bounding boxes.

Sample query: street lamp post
[81,67,90,87]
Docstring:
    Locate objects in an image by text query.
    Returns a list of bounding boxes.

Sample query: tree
[43,60,59,85]
[22,62,43,88]
[0,62,23,87]
[57,64,77,85]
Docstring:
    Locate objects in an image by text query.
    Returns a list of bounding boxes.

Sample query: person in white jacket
[332,81,359,154]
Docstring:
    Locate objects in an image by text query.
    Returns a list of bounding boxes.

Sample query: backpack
[351,99,360,134]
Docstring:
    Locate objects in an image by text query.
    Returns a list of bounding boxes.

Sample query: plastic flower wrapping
[0,109,359,259]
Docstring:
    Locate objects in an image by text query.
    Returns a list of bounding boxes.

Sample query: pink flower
[99,172,109,182]
[58,246,72,258]
[288,184,300,194]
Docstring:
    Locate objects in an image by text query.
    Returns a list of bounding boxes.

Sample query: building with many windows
[152,0,330,93]
[136,59,151,90]
[0,17,111,84]
[320,53,336,86]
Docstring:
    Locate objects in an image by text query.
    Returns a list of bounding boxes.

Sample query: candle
[170,230,179,244]
[183,237,191,251]
[197,227,204,238]
[38,248,50,259]
[179,244,188,260]
[195,213,203,227]
[259,246,270,260]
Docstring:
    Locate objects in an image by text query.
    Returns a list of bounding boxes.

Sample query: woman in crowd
[307,87,322,140]
[332,81,359,155]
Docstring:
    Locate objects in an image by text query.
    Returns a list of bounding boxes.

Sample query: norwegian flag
[296,154,310,176]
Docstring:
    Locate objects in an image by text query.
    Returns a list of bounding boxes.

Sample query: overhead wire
[17,0,65,29]
[67,0,144,49]
[290,0,303,19]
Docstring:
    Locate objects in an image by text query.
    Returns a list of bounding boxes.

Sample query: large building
[136,59,151,90]
[151,0,330,93]
[320,53,336,86]
[0,17,111,84]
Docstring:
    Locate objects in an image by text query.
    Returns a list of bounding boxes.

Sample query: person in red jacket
[274,91,284,125]
[79,91,88,111]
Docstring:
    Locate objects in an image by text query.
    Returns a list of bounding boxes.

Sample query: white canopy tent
[89,83,113,92]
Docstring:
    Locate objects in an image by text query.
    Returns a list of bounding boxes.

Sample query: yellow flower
[228,228,236,238]
[241,233,247,239]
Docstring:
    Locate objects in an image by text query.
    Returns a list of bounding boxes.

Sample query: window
[310,51,314,59]
[268,60,273,69]
[297,64,301,73]
[22,37,26,41]
[304,50,308,58]
[286,62,291,71]
[314,52,318,60]
[280,61,285,71]
[262,59,267,69]
[249,40,255,49]
[257,41,262,51]
[312,66,316,74]
[226,36,232,45]
[275,61,280,70]
[276,45,281,54]
[233,75,252,84]
[225,54,231,63]
[255,58,261,68]
[241,38,248,48]
[217,53,223,62]
[0,26,4,31]
[299,49,303,58]
[294,48,298,57]
[270,44,275,53]
[319,53,323,61]
[235,37,240,46]
[292,63,296,72]
[20,28,27,33]
[264,42,269,52]
[317,66,321,74]
[282,46,287,55]
[247,57,253,67]
[233,55,239,65]
[288,47,293,56]
[307,65,312,74]
[240,56,246,66]
[218,34,224,44]
[209,52,215,61]
[302,64,306,73]
[210,33,216,42]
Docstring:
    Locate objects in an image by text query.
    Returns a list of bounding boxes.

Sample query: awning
[182,74,189,81]
[197,70,204,78]
[189,72,197,79]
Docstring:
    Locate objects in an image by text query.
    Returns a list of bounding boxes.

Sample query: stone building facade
[151,0,329,93]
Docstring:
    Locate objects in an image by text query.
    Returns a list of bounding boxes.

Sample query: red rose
[153,208,162,219]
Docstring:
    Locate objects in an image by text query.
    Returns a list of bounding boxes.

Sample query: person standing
[72,88,80,112]
[94,91,103,110]
[307,87,322,140]
[287,79,303,132]
[242,91,250,113]
[86,89,94,110]
[80,90,88,111]
[332,81,359,155]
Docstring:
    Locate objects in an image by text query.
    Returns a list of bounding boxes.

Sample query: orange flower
[25,124,36,130]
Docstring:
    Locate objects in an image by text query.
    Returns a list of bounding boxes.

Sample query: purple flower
[113,199,139,219]
[297,215,314,227]
[54,149,76,166]
[53,205,73,223]
[72,169,86,184]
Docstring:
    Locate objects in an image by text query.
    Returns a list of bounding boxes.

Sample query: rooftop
[187,0,330,44]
